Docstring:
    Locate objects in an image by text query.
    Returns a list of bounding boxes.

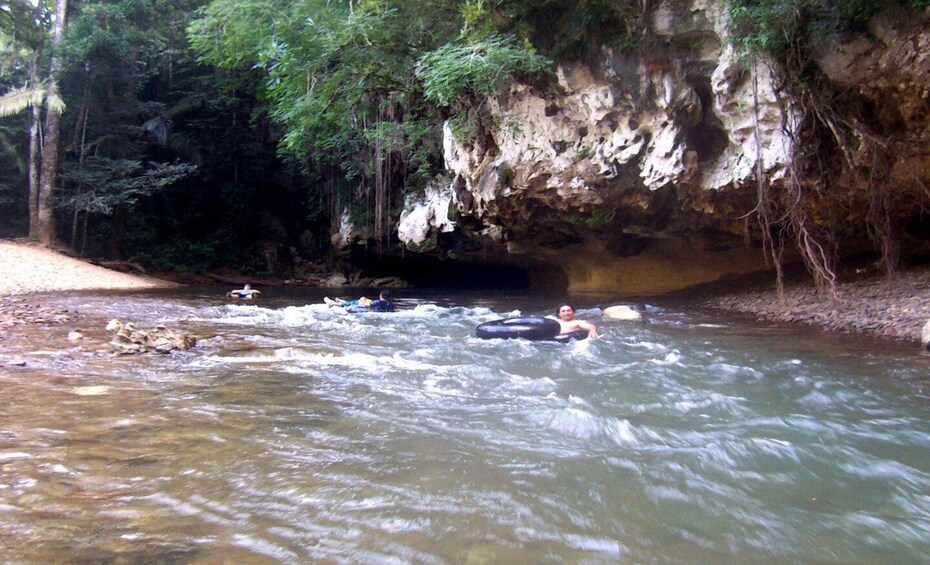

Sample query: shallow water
[1,288,928,563]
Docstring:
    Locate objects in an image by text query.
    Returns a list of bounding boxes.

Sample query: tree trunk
[71,103,90,249]
[27,43,44,240]
[36,0,69,247]
[28,99,42,240]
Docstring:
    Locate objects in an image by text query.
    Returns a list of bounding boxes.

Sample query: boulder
[602,305,643,321]
[106,319,197,355]
[326,273,348,286]
[922,319,930,352]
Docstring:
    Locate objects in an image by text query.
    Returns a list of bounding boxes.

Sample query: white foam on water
[536,406,640,446]
[673,392,747,415]
[708,362,765,380]
[561,533,625,557]
[650,351,681,365]
[645,485,691,502]
[0,452,33,462]
[797,390,836,408]
[231,533,299,562]
[748,438,801,462]
[624,339,668,351]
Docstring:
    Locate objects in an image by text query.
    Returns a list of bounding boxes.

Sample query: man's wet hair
[556,303,575,316]
[379,289,393,300]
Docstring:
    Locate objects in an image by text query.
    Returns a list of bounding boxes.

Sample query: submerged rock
[106,319,197,355]
[602,305,643,321]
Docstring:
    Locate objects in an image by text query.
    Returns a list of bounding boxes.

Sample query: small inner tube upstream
[475,317,584,342]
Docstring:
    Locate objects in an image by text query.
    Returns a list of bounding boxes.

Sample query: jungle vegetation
[0,0,927,285]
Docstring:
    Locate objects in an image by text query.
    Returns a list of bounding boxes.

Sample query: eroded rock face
[397,183,456,251]
[395,2,930,293]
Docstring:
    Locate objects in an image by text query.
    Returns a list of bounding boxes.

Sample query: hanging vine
[729,0,930,296]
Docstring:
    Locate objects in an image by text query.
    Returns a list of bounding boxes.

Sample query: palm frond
[46,91,65,114]
[0,85,44,118]
[0,83,67,118]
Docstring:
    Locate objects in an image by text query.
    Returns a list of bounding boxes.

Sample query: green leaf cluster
[59,157,196,215]
[460,0,643,60]
[727,0,892,59]
[417,35,549,107]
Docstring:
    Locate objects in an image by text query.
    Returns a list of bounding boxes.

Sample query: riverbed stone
[326,273,348,286]
[106,319,197,355]
[602,305,643,321]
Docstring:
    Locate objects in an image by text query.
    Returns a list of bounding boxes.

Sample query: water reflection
[1,288,928,563]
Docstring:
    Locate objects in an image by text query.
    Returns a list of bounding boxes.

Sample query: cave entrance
[354,256,568,291]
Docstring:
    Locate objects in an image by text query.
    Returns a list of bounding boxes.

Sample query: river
[1,288,928,563]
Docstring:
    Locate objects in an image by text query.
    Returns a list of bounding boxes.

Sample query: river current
[1,288,928,563]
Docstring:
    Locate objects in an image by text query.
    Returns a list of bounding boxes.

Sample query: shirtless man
[555,303,599,338]
[227,283,261,299]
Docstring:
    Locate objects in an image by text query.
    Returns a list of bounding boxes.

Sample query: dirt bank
[701,266,930,345]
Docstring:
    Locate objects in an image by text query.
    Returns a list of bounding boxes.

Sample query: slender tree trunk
[27,45,44,239]
[28,98,42,239]
[70,77,91,151]
[71,103,89,249]
[36,0,70,247]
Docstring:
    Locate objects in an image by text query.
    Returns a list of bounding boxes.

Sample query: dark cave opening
[685,74,728,164]
[353,255,569,291]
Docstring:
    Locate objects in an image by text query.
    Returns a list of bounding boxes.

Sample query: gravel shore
[702,266,930,344]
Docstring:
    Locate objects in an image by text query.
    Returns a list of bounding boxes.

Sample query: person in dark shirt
[368,289,397,312]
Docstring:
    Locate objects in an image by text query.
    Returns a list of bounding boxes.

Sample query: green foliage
[0,124,23,210]
[564,206,614,230]
[461,0,643,60]
[135,235,264,273]
[191,0,457,165]
[448,113,479,144]
[417,35,549,107]
[58,157,197,215]
[727,0,885,59]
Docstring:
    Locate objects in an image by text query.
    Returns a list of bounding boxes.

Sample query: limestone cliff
[393,1,930,293]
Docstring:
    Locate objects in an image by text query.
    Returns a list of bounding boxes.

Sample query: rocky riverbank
[701,266,930,346]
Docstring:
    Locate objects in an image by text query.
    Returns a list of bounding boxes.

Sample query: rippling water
[1,288,928,563]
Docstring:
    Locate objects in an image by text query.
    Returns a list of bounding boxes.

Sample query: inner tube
[475,317,561,340]
[345,303,397,314]
[552,329,590,343]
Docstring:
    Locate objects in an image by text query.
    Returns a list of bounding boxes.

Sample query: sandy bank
[0,240,178,295]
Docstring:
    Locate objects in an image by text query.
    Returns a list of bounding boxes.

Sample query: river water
[1,288,928,563]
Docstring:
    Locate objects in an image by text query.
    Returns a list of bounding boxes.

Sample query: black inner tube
[475,317,564,341]
[552,329,590,343]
